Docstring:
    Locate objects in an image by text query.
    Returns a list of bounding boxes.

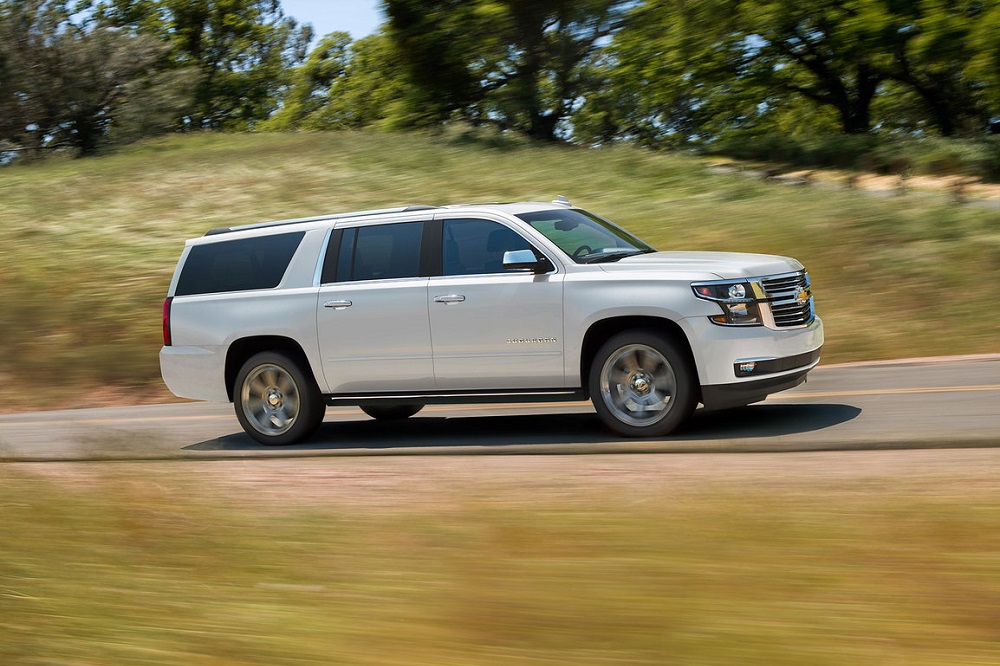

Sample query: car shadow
[184,403,863,454]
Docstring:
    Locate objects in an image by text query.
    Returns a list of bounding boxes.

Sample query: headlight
[692,280,763,326]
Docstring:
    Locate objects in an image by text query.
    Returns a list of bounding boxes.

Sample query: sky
[280,0,385,41]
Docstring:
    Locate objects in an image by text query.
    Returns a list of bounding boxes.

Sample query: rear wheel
[588,330,697,437]
[234,351,326,445]
[360,404,424,421]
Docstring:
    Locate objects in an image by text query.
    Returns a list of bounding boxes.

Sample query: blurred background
[2,0,999,160]
[2,3,1000,664]
[1,0,998,412]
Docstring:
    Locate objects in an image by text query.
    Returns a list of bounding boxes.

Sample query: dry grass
[3,452,1000,665]
[1,130,998,412]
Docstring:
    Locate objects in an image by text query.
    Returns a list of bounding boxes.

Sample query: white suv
[160,198,823,445]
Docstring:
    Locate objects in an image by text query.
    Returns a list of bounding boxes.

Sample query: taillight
[162,297,173,346]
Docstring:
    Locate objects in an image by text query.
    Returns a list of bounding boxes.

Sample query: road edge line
[818,353,1000,370]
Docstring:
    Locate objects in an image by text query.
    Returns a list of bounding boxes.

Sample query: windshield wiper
[580,249,655,264]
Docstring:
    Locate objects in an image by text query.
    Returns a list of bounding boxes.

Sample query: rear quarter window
[175,232,305,296]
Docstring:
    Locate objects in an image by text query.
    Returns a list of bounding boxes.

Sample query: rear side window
[331,222,424,282]
[175,232,305,296]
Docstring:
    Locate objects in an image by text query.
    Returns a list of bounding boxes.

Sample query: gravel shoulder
[12,447,1000,512]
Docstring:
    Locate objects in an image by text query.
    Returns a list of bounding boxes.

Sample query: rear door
[316,220,434,394]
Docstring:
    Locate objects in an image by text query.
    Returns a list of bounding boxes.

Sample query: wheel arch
[579,316,701,401]
[225,336,316,402]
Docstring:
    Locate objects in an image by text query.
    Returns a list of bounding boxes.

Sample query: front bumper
[700,349,820,410]
[678,315,824,409]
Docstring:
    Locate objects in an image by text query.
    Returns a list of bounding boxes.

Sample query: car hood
[601,251,804,279]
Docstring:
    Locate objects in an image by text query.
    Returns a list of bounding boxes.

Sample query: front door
[429,218,565,390]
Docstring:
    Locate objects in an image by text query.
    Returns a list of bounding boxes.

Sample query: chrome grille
[760,271,814,328]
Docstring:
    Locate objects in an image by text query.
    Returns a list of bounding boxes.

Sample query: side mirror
[503,249,553,274]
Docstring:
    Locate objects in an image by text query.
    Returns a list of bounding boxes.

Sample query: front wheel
[234,351,326,445]
[588,330,697,437]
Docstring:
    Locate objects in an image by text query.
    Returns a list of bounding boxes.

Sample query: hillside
[1,130,997,412]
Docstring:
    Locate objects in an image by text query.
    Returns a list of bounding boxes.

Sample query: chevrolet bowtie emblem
[795,288,811,306]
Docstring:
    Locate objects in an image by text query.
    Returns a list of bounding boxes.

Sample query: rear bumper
[159,345,229,402]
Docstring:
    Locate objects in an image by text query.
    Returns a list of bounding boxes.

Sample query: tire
[588,330,697,438]
[234,351,326,445]
[360,404,424,421]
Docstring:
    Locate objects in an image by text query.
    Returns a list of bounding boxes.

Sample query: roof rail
[204,205,441,236]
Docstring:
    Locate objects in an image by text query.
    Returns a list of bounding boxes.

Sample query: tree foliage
[264,31,408,131]
[383,0,632,141]
[93,0,310,128]
[582,0,998,145]
[0,0,180,157]
[884,0,992,136]
[2,0,998,162]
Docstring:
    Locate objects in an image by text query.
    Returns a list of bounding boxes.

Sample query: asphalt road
[1,356,998,462]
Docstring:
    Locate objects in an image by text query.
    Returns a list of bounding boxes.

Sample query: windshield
[516,208,655,263]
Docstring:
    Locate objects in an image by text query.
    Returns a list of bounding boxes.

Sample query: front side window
[442,219,533,276]
[175,232,305,296]
[335,221,424,282]
[517,208,653,263]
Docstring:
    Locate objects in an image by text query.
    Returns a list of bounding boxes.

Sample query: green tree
[94,0,311,128]
[265,31,409,131]
[574,0,760,146]
[884,0,992,136]
[310,33,410,130]
[589,0,997,144]
[0,0,178,157]
[265,31,352,130]
[969,6,1000,125]
[742,0,901,135]
[384,0,632,141]
[381,0,480,127]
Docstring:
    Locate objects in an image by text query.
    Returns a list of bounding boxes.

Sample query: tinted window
[335,227,356,283]
[320,229,342,285]
[442,219,532,276]
[175,232,304,296]
[350,222,424,281]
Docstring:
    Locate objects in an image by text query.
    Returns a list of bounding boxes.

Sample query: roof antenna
[552,195,571,207]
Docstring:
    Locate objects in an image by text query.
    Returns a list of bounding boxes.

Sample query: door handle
[323,299,353,309]
[433,294,466,304]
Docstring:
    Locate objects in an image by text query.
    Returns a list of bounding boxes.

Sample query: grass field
[1,130,998,411]
[3,455,1000,665]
